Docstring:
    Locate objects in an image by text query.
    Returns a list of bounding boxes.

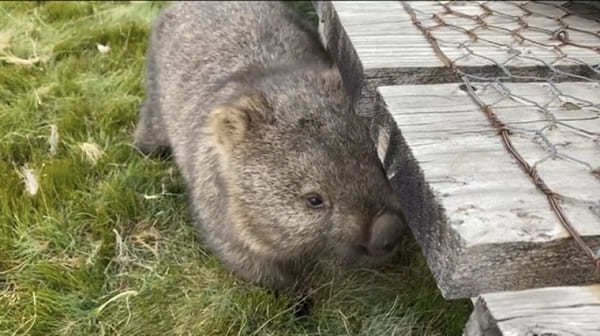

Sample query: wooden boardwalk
[315,0,600,304]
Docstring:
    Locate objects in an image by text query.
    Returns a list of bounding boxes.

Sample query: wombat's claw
[292,296,313,319]
[270,289,280,299]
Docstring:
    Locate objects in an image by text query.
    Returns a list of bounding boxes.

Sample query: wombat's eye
[304,193,325,209]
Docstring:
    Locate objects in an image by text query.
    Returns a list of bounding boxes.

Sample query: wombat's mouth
[340,244,400,267]
[355,245,370,256]
[354,243,398,259]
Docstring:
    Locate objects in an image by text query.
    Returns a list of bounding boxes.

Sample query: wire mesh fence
[401,1,600,268]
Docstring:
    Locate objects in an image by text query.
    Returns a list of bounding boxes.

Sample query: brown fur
[134,1,407,292]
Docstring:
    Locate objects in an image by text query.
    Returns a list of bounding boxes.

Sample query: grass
[0,1,472,335]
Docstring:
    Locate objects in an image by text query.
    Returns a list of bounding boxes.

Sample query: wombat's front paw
[292,295,313,319]
[272,290,314,319]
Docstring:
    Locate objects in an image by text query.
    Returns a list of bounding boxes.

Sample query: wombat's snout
[366,212,406,258]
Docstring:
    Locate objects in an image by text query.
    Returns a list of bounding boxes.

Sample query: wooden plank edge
[463,285,600,336]
[373,86,600,299]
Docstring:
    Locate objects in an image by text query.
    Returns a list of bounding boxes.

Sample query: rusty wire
[401,1,600,269]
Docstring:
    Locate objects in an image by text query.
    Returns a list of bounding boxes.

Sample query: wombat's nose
[367,212,405,257]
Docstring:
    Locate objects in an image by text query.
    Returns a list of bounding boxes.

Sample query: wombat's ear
[210,93,273,146]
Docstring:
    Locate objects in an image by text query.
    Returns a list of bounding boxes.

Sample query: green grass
[0,1,471,335]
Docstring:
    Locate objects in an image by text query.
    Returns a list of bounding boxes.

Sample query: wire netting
[400,1,600,267]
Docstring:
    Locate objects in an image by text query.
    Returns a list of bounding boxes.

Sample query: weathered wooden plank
[315,1,600,116]
[315,1,452,116]
[376,82,600,299]
[463,285,600,336]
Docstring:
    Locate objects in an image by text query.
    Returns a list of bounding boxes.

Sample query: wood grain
[464,285,600,336]
[377,82,600,299]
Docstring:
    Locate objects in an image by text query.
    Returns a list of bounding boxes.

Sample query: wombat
[134,1,407,292]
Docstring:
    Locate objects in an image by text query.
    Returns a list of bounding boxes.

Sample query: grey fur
[134,1,406,292]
